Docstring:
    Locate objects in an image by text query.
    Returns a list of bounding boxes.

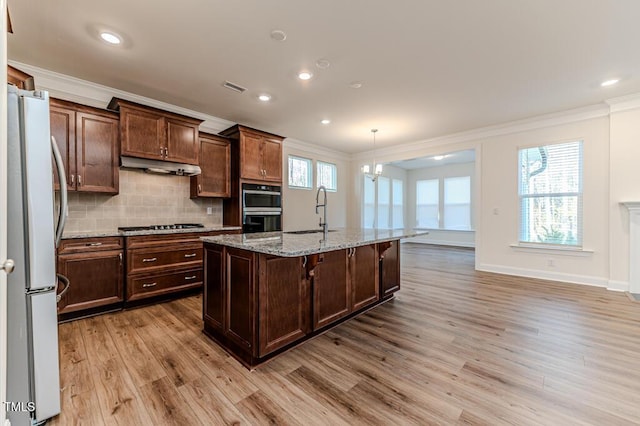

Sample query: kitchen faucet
[316,185,328,240]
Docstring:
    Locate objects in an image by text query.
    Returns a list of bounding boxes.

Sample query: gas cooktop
[118,223,205,232]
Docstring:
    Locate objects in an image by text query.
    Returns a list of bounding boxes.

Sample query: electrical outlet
[206,207,213,215]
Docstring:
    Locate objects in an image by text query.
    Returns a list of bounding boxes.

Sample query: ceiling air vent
[223,81,247,93]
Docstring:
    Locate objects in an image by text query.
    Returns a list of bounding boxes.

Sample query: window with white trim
[444,176,471,230]
[362,176,404,229]
[416,179,439,228]
[317,161,337,191]
[392,179,404,229]
[288,155,312,189]
[518,141,583,246]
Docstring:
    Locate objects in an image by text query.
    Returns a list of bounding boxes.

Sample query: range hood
[120,156,201,176]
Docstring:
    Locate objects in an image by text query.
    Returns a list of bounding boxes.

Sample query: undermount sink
[284,229,336,235]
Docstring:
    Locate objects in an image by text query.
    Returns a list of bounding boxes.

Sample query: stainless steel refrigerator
[6,85,68,425]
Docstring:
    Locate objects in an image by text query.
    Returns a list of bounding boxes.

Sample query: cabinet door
[204,246,225,331]
[258,255,309,356]
[57,250,124,314]
[225,248,255,351]
[240,133,264,180]
[380,241,400,297]
[120,106,164,160]
[191,135,230,198]
[350,244,379,311]
[261,137,282,182]
[50,103,76,191]
[76,112,119,194]
[166,118,199,165]
[313,250,349,330]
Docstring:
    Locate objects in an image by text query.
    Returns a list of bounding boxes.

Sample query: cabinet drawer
[128,245,202,274]
[59,237,123,254]
[127,269,203,301]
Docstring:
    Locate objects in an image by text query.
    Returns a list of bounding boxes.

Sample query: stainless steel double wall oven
[242,183,282,233]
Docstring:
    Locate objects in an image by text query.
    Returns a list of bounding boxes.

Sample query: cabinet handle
[184,275,197,280]
[198,184,202,193]
[70,174,75,185]
[160,148,164,157]
[142,282,157,288]
[165,147,168,158]
[302,255,307,268]
[77,174,82,186]
[87,242,103,247]
[142,257,157,262]
[119,252,123,266]
[184,253,197,258]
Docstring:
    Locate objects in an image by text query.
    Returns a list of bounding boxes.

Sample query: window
[377,177,391,229]
[416,179,439,228]
[362,176,404,229]
[444,176,471,230]
[518,141,583,246]
[317,161,337,191]
[288,155,312,189]
[363,177,375,229]
[392,179,404,229]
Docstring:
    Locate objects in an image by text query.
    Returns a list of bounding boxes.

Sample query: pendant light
[362,129,383,181]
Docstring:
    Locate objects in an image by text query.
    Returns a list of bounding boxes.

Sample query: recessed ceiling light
[298,71,313,81]
[349,81,363,89]
[321,119,331,125]
[100,31,122,45]
[258,94,271,102]
[315,59,330,69]
[601,78,620,87]
[270,30,287,41]
[433,155,445,161]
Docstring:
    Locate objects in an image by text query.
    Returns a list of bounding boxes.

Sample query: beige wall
[63,170,222,233]
[609,107,640,289]
[281,140,350,231]
[477,117,610,286]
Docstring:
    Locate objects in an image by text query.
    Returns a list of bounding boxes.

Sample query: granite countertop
[62,226,242,240]
[200,228,428,257]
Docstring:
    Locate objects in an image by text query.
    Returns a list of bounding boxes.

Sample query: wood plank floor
[50,243,640,425]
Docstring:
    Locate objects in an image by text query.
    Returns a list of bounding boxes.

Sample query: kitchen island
[200,228,425,368]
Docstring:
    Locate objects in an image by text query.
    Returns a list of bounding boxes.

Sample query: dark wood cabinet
[57,237,124,318]
[225,248,256,351]
[203,240,399,369]
[7,64,35,90]
[220,125,284,182]
[190,132,231,198]
[125,233,206,302]
[350,244,380,311]
[108,98,202,165]
[379,241,401,297]
[204,245,225,331]
[312,250,350,330]
[50,99,119,194]
[258,255,309,356]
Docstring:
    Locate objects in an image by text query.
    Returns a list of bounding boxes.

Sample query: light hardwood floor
[51,243,640,425]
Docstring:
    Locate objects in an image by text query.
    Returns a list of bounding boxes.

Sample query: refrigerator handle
[51,136,68,247]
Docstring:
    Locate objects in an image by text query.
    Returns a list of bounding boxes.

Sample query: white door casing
[1,0,10,424]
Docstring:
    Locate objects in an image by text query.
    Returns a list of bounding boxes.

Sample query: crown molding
[606,92,640,113]
[353,103,610,161]
[284,138,351,162]
[8,60,235,134]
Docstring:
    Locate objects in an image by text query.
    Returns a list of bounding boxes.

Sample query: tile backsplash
[62,169,223,233]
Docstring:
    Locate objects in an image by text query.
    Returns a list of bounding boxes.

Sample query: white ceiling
[7,1,640,154]
[388,149,476,170]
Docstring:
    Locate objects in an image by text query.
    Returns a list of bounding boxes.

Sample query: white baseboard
[606,280,630,292]
[476,262,610,288]
[402,239,475,248]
